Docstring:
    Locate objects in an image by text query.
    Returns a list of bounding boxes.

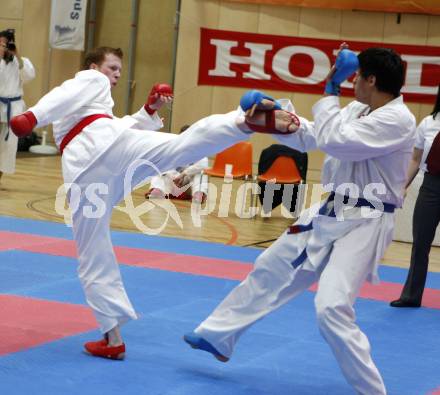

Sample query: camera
[0,29,16,62]
[1,28,16,51]
[4,29,15,42]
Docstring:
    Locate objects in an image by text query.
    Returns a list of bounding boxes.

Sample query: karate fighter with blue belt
[184,45,416,395]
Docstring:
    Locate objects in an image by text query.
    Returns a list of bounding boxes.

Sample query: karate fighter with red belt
[10,46,297,360]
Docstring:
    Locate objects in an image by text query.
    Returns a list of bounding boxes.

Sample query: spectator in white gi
[0,29,35,183]
[183,46,416,395]
[147,125,208,203]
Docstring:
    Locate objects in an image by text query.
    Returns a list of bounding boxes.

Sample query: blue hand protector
[325,49,359,96]
[240,90,282,112]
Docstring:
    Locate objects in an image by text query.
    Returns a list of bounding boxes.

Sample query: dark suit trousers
[400,172,440,303]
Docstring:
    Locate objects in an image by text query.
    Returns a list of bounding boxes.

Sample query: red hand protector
[144,83,173,114]
[10,111,37,137]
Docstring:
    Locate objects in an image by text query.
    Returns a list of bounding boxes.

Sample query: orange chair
[255,156,304,215]
[201,142,253,214]
[204,142,253,179]
[257,156,302,184]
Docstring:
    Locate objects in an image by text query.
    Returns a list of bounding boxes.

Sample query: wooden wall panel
[426,15,440,45]
[383,13,429,45]
[218,1,260,31]
[223,0,440,15]
[340,10,385,43]
[94,1,131,117]
[172,0,219,130]
[173,0,439,177]
[298,8,341,39]
[132,0,176,130]
[258,5,300,36]
[0,0,23,19]
[20,0,50,107]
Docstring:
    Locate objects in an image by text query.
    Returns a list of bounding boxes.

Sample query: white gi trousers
[69,112,249,334]
[194,202,393,395]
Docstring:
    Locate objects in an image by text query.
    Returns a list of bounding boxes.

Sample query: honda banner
[49,0,88,51]
[198,28,440,103]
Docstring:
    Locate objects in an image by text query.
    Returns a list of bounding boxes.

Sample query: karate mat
[0,215,438,395]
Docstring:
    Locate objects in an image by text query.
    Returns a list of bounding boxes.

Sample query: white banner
[49,0,88,51]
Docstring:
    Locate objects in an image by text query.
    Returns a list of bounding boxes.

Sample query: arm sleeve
[414,117,427,150]
[312,96,414,161]
[29,71,110,126]
[275,116,318,152]
[19,57,35,83]
[184,157,209,176]
[120,106,164,131]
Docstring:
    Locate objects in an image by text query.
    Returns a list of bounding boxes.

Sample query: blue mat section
[0,215,439,395]
[0,215,260,262]
[3,215,440,286]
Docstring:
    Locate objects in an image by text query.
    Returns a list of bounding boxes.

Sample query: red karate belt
[60,114,113,155]
[426,131,440,176]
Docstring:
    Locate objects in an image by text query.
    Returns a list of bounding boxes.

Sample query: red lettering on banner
[198,28,440,104]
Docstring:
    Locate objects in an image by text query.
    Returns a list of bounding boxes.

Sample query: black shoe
[389,299,421,308]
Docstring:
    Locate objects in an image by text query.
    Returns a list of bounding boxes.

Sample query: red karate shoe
[84,338,126,360]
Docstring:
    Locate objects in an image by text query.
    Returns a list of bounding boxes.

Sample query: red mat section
[0,231,63,252]
[2,230,440,309]
[0,294,97,356]
[113,247,251,280]
[309,282,440,309]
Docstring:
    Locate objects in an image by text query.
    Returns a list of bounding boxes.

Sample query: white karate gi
[149,157,209,197]
[415,114,440,172]
[28,69,249,334]
[194,95,416,395]
[0,56,35,173]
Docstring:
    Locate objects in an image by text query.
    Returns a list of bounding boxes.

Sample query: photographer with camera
[0,29,35,184]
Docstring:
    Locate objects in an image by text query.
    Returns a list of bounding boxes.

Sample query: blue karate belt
[0,96,22,141]
[287,192,396,269]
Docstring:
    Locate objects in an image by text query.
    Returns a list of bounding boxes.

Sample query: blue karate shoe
[239,90,282,113]
[183,332,229,362]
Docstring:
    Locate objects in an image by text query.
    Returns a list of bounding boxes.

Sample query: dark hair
[0,28,15,43]
[431,85,440,120]
[82,47,123,70]
[357,48,404,98]
[0,29,15,63]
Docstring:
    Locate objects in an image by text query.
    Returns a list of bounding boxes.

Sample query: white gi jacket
[29,69,163,184]
[414,114,440,172]
[0,56,35,173]
[277,95,416,282]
